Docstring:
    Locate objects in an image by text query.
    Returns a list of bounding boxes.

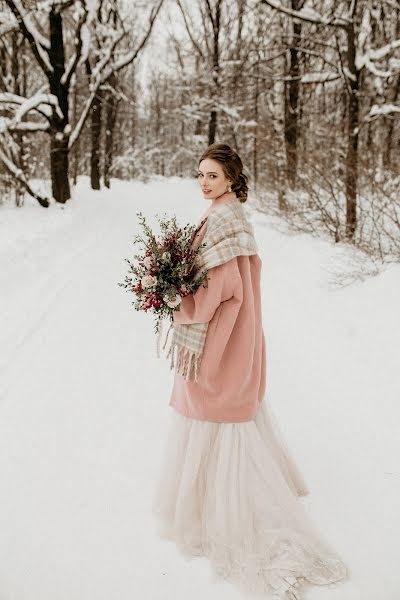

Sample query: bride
[152,143,349,599]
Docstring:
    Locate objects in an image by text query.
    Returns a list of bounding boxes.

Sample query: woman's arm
[173,257,240,325]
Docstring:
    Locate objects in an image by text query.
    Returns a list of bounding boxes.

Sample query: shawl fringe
[156,320,201,382]
[166,341,201,382]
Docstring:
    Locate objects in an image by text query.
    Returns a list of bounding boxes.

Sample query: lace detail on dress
[152,399,350,599]
[165,528,348,600]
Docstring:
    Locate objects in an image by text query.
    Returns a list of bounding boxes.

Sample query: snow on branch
[89,29,126,85]
[0,92,63,122]
[365,103,400,120]
[68,87,97,148]
[356,39,400,74]
[219,104,241,119]
[70,0,164,148]
[0,117,50,133]
[260,0,350,28]
[14,93,64,123]
[11,0,50,49]
[301,71,340,83]
[101,0,164,79]
[61,3,90,88]
[368,39,400,62]
[77,17,92,66]
[0,92,27,107]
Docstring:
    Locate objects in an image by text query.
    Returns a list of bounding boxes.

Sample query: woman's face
[197,158,233,200]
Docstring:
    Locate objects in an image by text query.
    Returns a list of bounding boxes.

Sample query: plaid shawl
[157,197,258,382]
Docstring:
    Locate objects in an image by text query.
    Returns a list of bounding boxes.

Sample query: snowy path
[0,177,399,600]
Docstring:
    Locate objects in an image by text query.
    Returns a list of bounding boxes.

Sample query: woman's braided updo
[198,143,249,203]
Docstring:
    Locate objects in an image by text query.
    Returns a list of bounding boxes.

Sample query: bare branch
[0,135,50,206]
[4,0,53,76]
[62,2,89,88]
[68,86,96,148]
[101,0,164,79]
[205,0,215,30]
[176,0,204,59]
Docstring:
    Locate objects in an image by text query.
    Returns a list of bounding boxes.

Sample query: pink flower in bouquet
[141,274,157,288]
[143,255,154,269]
[163,293,182,308]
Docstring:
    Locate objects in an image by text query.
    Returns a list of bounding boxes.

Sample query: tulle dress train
[152,398,349,599]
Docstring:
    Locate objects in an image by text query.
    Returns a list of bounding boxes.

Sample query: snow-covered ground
[0,176,399,600]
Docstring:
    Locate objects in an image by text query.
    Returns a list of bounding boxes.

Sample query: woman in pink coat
[152,144,349,599]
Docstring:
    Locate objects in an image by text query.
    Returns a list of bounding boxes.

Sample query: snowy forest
[1,4,400,598]
[1,0,400,263]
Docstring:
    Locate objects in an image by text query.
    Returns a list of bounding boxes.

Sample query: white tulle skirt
[152,399,349,599]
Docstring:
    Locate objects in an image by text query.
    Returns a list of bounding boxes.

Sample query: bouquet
[118,211,209,334]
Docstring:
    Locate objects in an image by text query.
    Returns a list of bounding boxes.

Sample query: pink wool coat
[169,192,266,423]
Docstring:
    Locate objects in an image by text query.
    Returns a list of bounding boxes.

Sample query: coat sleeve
[173,257,240,325]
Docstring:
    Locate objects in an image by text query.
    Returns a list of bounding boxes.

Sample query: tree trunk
[208,110,217,145]
[284,0,303,188]
[104,76,118,188]
[193,56,203,136]
[48,8,71,203]
[50,130,70,204]
[90,89,103,190]
[130,66,137,150]
[344,20,359,240]
[252,57,260,191]
[231,0,245,103]
[11,31,25,205]
[72,75,79,186]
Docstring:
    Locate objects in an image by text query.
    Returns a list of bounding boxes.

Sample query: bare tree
[261,0,400,240]
[0,0,91,203]
[0,0,164,203]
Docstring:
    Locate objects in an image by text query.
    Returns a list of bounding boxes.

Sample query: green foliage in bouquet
[118,211,209,333]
